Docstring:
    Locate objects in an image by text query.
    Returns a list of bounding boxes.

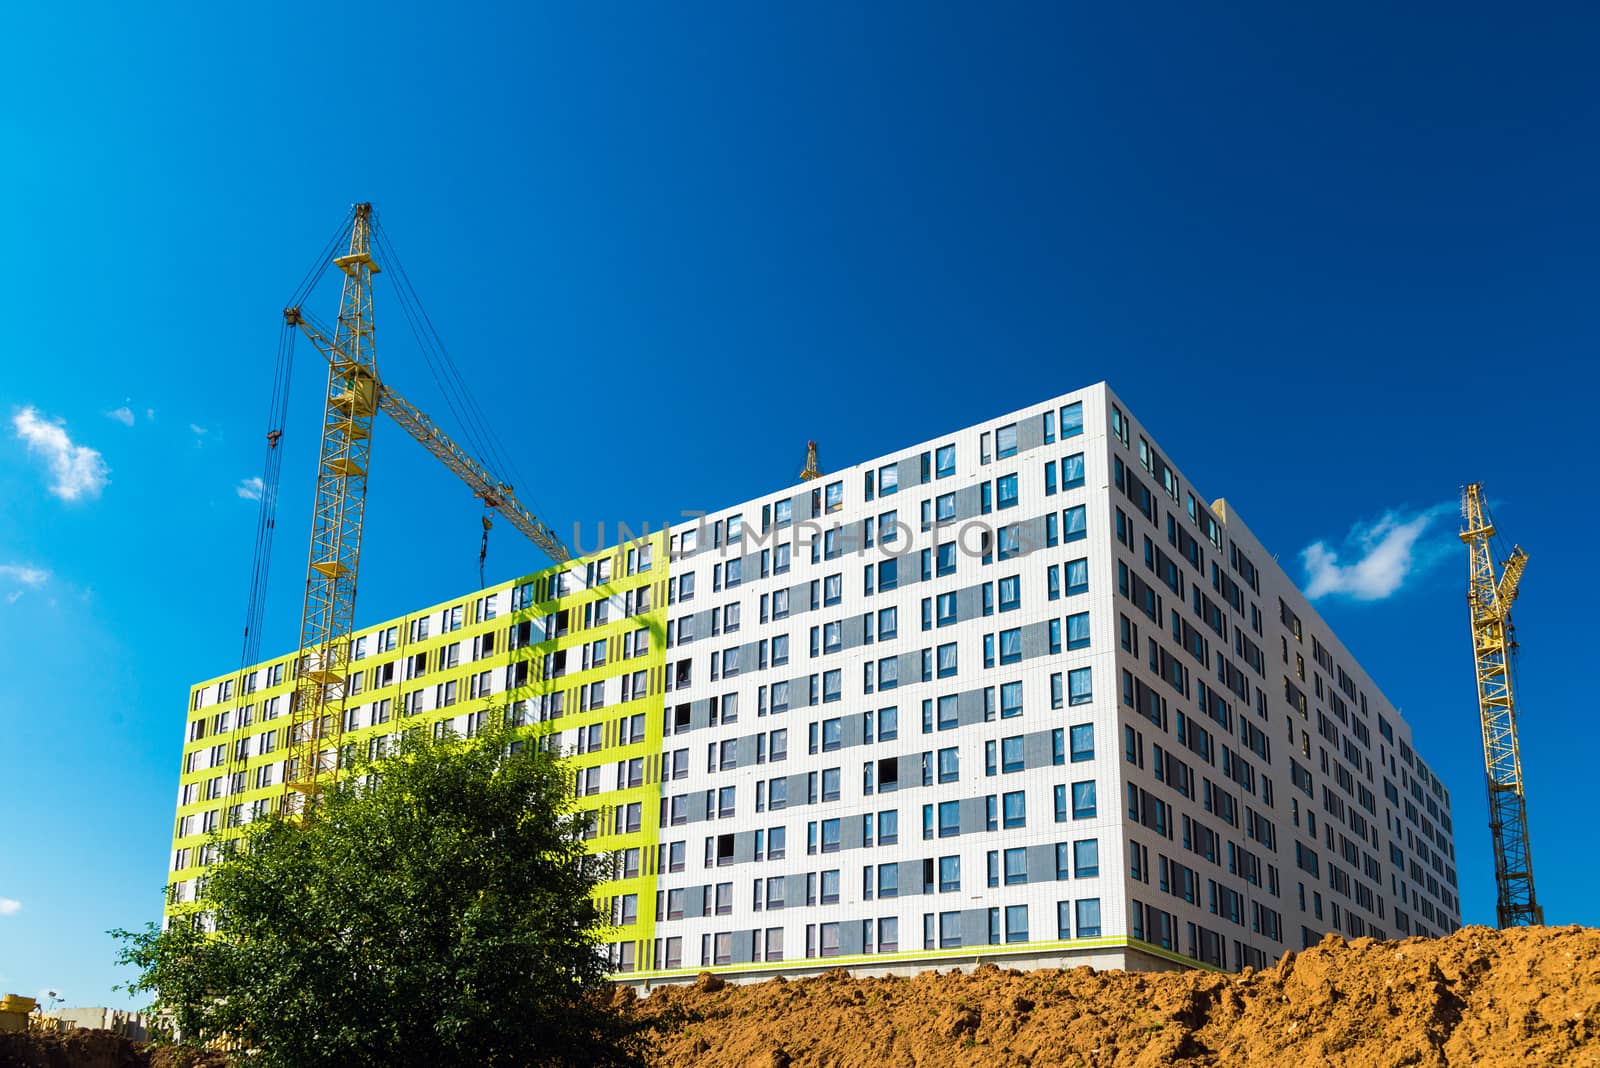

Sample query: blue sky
[2,3,1597,1007]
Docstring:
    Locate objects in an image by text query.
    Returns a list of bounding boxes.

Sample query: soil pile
[630,925,1600,1067]
[0,1032,224,1068]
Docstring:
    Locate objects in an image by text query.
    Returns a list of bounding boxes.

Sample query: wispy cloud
[1301,503,1455,601]
[12,407,109,502]
[236,476,264,501]
[106,406,135,427]
[1,565,48,606]
[190,423,208,448]
[0,898,20,916]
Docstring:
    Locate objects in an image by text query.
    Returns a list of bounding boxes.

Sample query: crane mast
[277,204,570,815]
[281,206,380,814]
[1460,483,1542,927]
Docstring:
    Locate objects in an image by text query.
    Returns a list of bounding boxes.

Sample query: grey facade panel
[1027,843,1060,882]
[735,734,759,769]
[841,713,867,749]
[960,795,989,834]
[733,831,758,864]
[786,873,810,907]
[730,930,756,964]
[897,754,923,789]
[683,885,706,918]
[837,920,865,956]
[960,909,991,949]
[840,816,865,851]
[685,792,710,823]
[1020,620,1052,661]
[957,687,989,727]
[955,584,982,621]
[1023,729,1056,769]
[690,699,714,730]
[1017,415,1046,452]
[896,457,921,490]
[839,616,865,651]
[898,651,923,686]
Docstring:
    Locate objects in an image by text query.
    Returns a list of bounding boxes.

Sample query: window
[999,627,1022,665]
[937,694,960,731]
[825,481,843,514]
[1065,558,1089,596]
[996,473,1019,510]
[1074,838,1100,877]
[938,855,961,892]
[935,492,956,523]
[1061,452,1085,489]
[936,642,958,678]
[1004,901,1030,940]
[937,800,960,837]
[822,767,841,802]
[996,423,1018,459]
[998,575,1021,612]
[1075,897,1102,937]
[1063,505,1087,542]
[1066,612,1091,650]
[1071,780,1097,819]
[823,573,842,606]
[1070,723,1094,762]
[998,524,1021,560]
[879,463,899,496]
[937,746,959,783]
[879,557,899,591]
[1060,401,1084,439]
[1068,667,1093,706]
[1000,681,1022,719]
[878,606,898,639]
[823,669,841,703]
[1001,736,1024,773]
[935,444,956,479]
[937,542,956,576]
[1003,790,1026,828]
[936,592,957,626]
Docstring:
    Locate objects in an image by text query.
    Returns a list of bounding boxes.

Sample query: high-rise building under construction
[169,382,1461,978]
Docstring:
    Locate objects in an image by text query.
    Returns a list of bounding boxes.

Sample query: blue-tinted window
[1076,897,1101,937]
[938,801,960,837]
[1060,402,1084,439]
[999,627,1023,665]
[937,542,957,576]
[937,746,959,783]
[936,445,956,479]
[1068,667,1092,705]
[1074,838,1099,877]
[998,524,1021,560]
[936,643,958,678]
[937,695,960,730]
[1004,848,1027,886]
[1003,790,1026,828]
[936,492,956,522]
[1071,780,1097,819]
[937,592,958,626]
[998,575,1021,612]
[996,423,1018,459]
[1063,506,1088,542]
[1005,903,1029,943]
[1070,723,1094,762]
[1061,452,1085,489]
[938,854,961,892]
[1065,558,1089,596]
[1000,680,1023,719]
[1067,612,1091,650]
[879,558,898,591]
[1002,735,1024,773]
[997,474,1019,510]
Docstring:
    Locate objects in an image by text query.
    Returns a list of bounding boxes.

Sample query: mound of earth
[627,925,1599,1067]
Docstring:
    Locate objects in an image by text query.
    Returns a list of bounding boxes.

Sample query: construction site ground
[1,925,1594,1067]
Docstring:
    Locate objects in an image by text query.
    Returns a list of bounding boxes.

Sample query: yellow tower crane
[274,204,570,814]
[1459,483,1542,927]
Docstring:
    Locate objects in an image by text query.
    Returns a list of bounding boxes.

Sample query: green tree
[116,724,640,1067]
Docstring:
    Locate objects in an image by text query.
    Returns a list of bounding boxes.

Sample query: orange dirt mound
[630,925,1600,1067]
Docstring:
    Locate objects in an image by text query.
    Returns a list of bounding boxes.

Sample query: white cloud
[0,564,49,587]
[146,408,156,421]
[0,898,20,916]
[190,423,208,448]
[236,476,264,501]
[11,407,109,502]
[1301,503,1454,602]
[106,406,135,427]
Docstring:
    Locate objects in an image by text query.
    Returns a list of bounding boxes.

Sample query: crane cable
[233,209,356,687]
[369,214,556,563]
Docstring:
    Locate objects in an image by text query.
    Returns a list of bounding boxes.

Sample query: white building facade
[172,382,1461,981]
